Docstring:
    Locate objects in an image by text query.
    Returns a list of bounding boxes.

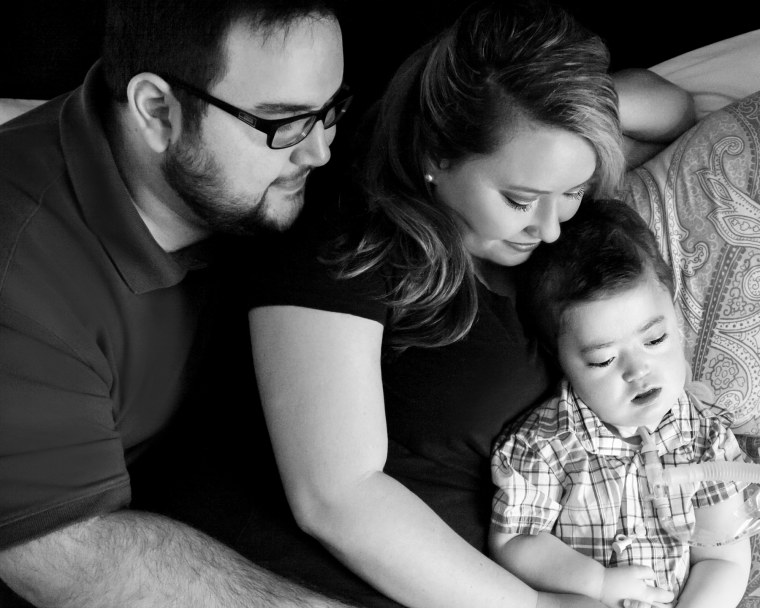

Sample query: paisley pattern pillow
[624,90,760,436]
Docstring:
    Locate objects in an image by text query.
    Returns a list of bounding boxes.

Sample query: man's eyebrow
[253,86,345,114]
[254,101,316,114]
[578,315,666,355]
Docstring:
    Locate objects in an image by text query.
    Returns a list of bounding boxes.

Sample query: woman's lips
[504,240,541,253]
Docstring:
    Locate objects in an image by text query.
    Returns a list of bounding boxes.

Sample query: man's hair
[102,0,341,129]
[329,0,623,352]
[519,199,675,355]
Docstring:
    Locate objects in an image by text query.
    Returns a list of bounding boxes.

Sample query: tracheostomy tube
[638,427,760,547]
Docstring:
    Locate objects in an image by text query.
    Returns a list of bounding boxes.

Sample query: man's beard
[162,134,307,237]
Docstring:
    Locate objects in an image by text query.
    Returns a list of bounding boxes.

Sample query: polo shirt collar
[60,62,215,294]
[560,379,692,458]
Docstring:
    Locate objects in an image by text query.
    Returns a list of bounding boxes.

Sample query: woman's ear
[125,73,183,153]
[423,158,451,183]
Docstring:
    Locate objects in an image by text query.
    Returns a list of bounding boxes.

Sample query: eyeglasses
[164,77,353,150]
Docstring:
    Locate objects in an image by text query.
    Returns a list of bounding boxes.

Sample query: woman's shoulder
[246,208,389,326]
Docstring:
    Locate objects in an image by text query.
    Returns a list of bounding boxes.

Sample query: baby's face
[557,275,687,437]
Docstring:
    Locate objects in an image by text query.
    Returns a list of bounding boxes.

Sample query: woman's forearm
[0,511,356,608]
[299,471,596,608]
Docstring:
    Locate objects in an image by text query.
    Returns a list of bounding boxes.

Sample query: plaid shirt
[491,379,745,596]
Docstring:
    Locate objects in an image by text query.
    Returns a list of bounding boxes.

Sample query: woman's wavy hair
[330,0,624,352]
[101,0,341,134]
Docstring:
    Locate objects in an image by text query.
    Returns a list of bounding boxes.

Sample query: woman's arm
[250,305,605,608]
[674,497,751,608]
[489,530,675,608]
[612,68,697,168]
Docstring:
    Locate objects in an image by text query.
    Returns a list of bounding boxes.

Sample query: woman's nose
[526,199,561,243]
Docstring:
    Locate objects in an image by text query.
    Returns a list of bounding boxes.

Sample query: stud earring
[424,173,435,184]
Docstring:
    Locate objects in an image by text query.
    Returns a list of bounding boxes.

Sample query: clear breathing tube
[638,427,760,546]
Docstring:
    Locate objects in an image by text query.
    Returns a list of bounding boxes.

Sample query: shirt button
[634,522,647,537]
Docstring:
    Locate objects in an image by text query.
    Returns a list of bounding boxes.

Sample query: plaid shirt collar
[558,379,695,458]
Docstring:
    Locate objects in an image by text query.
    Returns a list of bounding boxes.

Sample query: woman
[248,1,689,606]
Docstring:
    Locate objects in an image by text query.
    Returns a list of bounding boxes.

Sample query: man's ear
[125,73,183,153]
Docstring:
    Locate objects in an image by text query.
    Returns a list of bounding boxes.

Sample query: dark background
[1,1,755,100]
[1,0,755,189]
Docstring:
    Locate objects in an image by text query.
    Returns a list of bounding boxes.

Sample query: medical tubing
[660,461,760,486]
[638,427,684,539]
[637,427,760,545]
[637,427,760,488]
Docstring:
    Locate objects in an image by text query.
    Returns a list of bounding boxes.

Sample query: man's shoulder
[0,98,74,276]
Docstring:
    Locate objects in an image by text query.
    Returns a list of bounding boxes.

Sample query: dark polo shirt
[0,64,233,549]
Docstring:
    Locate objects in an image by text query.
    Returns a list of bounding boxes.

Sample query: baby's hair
[519,199,674,355]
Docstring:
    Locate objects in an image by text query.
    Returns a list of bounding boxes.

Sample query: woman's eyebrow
[504,180,591,196]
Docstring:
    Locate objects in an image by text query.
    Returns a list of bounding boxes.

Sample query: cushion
[624,89,760,436]
[650,29,760,120]
[625,90,760,608]
[0,99,45,125]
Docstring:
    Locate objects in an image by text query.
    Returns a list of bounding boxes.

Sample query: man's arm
[0,511,357,608]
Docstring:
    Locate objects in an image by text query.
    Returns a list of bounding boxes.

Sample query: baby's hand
[601,565,674,607]
[623,601,676,608]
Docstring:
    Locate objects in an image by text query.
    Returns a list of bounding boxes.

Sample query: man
[0,1,357,606]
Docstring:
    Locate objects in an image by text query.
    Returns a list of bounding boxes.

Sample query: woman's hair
[519,199,674,356]
[331,0,624,352]
[101,0,341,132]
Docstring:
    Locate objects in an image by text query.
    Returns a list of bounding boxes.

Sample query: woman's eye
[502,195,535,212]
[647,333,668,346]
[569,188,586,201]
[588,358,614,368]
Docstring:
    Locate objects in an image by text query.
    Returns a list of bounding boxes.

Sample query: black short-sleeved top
[0,63,247,549]
[250,224,556,551]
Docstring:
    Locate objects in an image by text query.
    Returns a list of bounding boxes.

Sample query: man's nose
[290,121,332,167]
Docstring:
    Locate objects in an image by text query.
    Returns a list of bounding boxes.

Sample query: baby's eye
[588,357,614,368]
[568,188,586,201]
[646,333,668,346]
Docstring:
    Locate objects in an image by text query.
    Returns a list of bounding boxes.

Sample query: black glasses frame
[163,76,352,149]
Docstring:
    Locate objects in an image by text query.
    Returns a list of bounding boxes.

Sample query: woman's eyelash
[569,188,585,201]
[503,195,534,212]
[647,333,668,346]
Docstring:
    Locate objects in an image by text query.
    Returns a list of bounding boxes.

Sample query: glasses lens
[324,96,353,129]
[271,116,317,149]
[269,95,353,149]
